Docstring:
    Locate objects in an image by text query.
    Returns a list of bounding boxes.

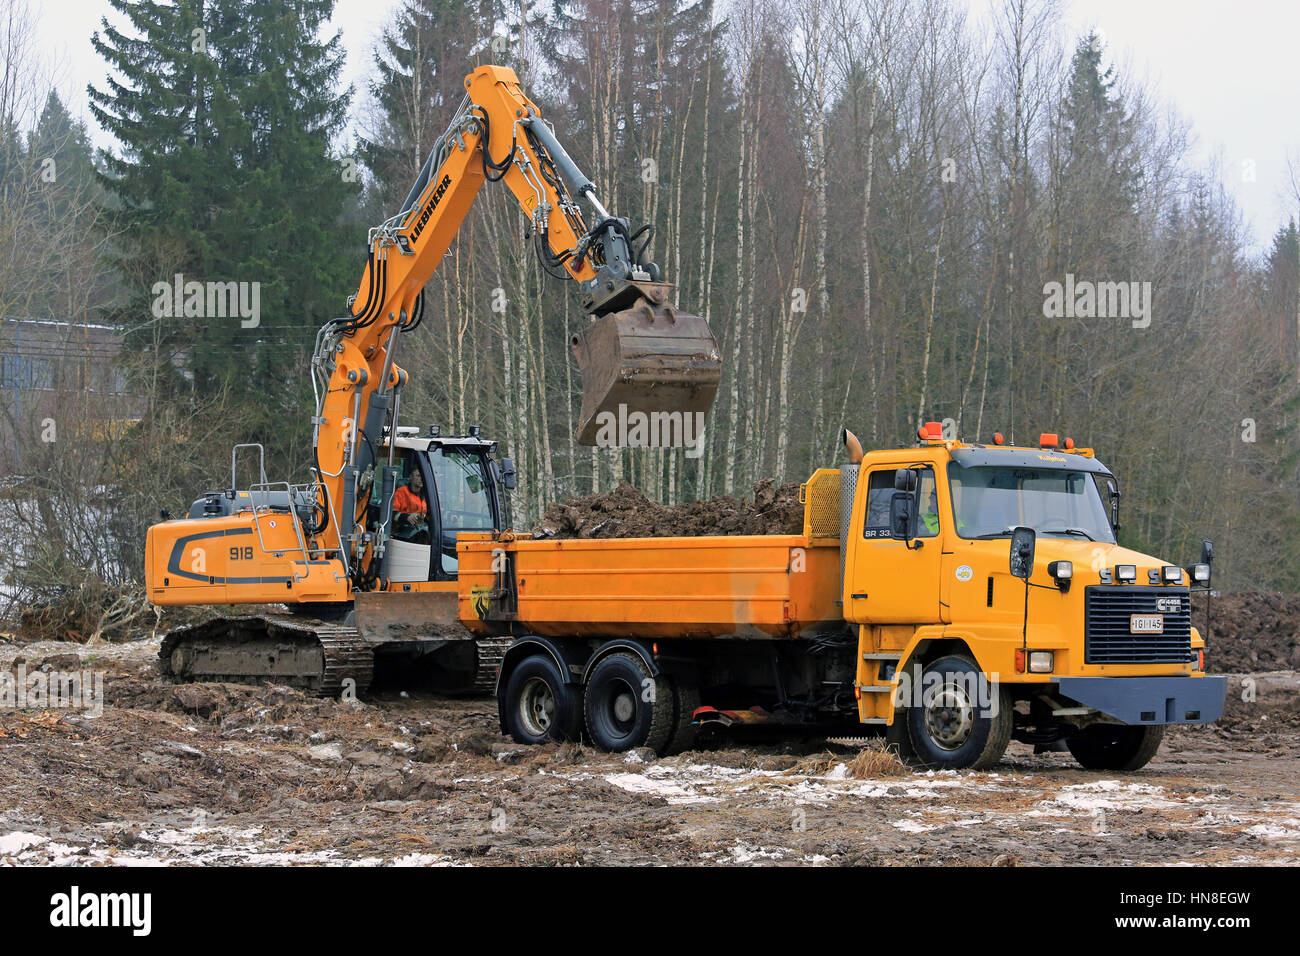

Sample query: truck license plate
[1130,614,1164,634]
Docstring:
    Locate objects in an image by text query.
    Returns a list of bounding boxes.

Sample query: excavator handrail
[247,480,308,559]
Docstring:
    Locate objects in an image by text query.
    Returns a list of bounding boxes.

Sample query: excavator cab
[375,428,505,582]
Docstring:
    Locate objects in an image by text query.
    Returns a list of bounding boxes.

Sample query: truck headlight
[1028,651,1054,674]
[1189,563,1210,584]
[1047,560,1072,591]
[1116,564,1137,583]
[1162,566,1182,584]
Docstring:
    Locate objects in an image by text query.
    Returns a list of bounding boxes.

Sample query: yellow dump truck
[461,424,1226,770]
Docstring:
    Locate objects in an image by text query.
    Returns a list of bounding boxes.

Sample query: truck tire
[584,652,673,754]
[1067,724,1164,772]
[885,712,920,767]
[907,654,1012,770]
[502,654,582,745]
[663,678,701,755]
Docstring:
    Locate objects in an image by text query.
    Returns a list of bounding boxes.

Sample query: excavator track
[159,615,373,698]
[158,614,504,699]
[315,625,375,698]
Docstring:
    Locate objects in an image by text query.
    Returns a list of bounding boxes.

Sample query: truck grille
[1084,585,1193,664]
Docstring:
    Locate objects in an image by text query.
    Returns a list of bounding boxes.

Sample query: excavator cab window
[425,446,498,577]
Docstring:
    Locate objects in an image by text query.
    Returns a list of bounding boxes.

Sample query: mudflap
[571,290,720,446]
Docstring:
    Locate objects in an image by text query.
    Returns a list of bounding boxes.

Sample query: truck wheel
[885,712,920,767]
[907,654,1011,770]
[502,654,582,745]
[1067,724,1164,772]
[662,678,700,755]
[584,652,673,754]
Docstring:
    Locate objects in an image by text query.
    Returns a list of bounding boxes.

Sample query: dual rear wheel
[501,651,698,756]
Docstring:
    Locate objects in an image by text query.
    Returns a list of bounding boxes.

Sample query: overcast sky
[31,0,1300,256]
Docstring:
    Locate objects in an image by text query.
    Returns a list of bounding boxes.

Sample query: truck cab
[841,424,1224,770]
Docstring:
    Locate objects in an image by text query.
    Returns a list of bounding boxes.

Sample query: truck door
[844,465,944,624]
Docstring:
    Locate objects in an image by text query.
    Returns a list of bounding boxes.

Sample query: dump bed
[457,470,845,640]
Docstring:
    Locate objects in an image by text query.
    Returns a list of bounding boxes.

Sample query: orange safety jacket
[393,484,427,515]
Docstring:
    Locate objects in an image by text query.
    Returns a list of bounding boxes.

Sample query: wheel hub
[923,681,975,750]
[613,691,636,724]
[517,676,555,736]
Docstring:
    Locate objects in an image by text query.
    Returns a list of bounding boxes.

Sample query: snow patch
[0,832,47,855]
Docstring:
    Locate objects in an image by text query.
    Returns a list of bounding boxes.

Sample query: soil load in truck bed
[533,478,804,539]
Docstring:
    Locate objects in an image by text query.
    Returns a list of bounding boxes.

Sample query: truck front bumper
[1053,676,1227,726]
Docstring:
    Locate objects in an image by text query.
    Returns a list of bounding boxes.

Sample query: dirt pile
[534,478,804,539]
[1193,590,1300,673]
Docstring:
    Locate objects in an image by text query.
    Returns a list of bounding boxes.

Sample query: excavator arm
[311,65,720,582]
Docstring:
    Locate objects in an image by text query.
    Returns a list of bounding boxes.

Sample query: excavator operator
[393,469,429,543]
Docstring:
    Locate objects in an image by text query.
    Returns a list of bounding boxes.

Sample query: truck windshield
[947,464,1116,543]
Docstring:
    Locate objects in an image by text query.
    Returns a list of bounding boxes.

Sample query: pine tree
[24,91,101,315]
[1053,31,1141,274]
[27,91,96,192]
[357,0,504,213]
[89,0,359,465]
[0,113,23,192]
[1263,220,1299,364]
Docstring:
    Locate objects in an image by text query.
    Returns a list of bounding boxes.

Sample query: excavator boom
[317,64,718,565]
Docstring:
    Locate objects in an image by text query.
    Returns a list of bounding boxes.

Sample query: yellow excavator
[144,65,721,695]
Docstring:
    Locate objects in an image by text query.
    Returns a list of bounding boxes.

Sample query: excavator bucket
[572,285,721,446]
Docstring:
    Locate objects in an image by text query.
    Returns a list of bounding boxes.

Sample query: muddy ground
[0,634,1296,866]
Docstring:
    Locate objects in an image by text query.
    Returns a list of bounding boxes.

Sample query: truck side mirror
[1200,540,1213,565]
[1105,477,1121,532]
[500,458,517,490]
[889,491,913,540]
[1010,526,1036,579]
[894,468,917,492]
